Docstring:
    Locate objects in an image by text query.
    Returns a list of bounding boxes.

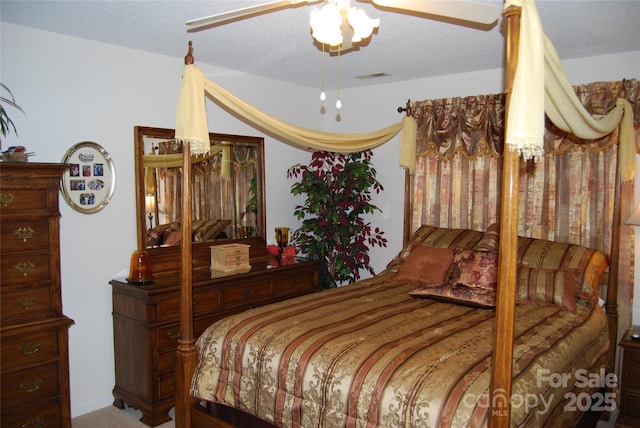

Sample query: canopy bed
[165,1,636,427]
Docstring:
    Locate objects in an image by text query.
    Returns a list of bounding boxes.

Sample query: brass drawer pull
[21,417,45,428]
[19,340,42,355]
[1,192,15,206]
[15,261,36,276]
[168,328,179,341]
[15,226,36,242]
[20,377,43,393]
[16,296,38,309]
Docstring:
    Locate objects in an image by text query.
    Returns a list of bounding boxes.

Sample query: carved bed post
[490,4,521,427]
[606,147,621,373]
[175,41,199,428]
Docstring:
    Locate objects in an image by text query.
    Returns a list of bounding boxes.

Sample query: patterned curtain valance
[411,78,639,162]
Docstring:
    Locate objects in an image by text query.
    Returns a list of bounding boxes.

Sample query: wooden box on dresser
[0,163,74,428]
[110,254,319,427]
[616,328,640,427]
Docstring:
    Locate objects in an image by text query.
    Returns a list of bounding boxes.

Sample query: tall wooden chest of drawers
[0,163,74,428]
[110,259,318,426]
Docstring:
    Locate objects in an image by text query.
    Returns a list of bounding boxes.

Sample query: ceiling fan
[186,0,502,44]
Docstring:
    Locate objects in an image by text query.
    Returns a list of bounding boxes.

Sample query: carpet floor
[72,405,618,427]
[72,405,174,427]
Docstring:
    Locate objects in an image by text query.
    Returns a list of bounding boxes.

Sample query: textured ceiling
[2,1,639,89]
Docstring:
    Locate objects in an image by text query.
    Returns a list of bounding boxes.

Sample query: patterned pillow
[449,248,499,291]
[410,248,498,308]
[392,246,454,287]
[409,283,496,308]
[517,267,580,312]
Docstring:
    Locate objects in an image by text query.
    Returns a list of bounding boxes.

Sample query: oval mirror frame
[134,126,266,256]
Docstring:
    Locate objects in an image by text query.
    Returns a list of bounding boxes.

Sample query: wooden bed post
[605,147,622,373]
[490,4,521,427]
[175,42,199,428]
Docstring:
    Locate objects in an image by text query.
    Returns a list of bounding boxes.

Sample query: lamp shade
[626,202,640,226]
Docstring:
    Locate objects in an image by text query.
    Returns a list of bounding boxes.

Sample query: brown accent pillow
[517,267,579,312]
[146,221,181,246]
[449,248,498,291]
[163,230,182,246]
[392,246,454,286]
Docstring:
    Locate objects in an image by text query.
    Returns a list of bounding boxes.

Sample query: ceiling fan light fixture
[310,1,379,47]
[346,7,379,43]
[310,3,343,46]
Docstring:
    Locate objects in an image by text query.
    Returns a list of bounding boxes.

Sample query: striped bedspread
[191,270,609,428]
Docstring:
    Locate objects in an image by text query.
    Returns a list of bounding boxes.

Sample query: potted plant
[1,83,24,149]
[287,150,387,289]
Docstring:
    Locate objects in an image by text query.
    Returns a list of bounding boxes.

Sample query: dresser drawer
[158,349,177,375]
[1,252,52,285]
[1,328,59,371]
[158,373,176,399]
[156,291,221,322]
[621,391,640,420]
[1,284,54,322]
[1,399,62,428]
[625,365,640,390]
[222,280,271,305]
[157,316,223,351]
[0,188,51,212]
[1,362,61,409]
[1,219,51,251]
[272,271,316,296]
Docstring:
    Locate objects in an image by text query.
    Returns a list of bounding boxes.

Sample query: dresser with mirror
[109,126,318,426]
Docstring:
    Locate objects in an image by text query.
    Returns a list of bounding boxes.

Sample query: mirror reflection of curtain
[154,141,258,238]
[409,79,638,337]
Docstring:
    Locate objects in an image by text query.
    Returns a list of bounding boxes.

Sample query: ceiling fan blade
[369,0,501,25]
[187,0,321,29]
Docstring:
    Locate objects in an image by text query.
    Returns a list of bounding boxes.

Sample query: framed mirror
[134,126,266,252]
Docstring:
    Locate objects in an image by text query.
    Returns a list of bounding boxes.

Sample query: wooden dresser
[617,328,640,427]
[110,257,319,426]
[0,162,74,428]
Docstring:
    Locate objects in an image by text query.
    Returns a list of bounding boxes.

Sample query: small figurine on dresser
[1,145,35,162]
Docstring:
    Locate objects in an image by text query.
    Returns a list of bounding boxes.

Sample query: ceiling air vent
[355,72,391,80]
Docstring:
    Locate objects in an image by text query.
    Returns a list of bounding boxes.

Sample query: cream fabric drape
[505,0,635,182]
[175,64,210,155]
[175,64,416,170]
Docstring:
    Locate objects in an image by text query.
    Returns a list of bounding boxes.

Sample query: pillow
[386,225,484,269]
[146,221,181,246]
[517,267,579,312]
[392,246,454,286]
[473,222,500,252]
[449,248,499,291]
[193,219,231,242]
[163,230,182,246]
[409,283,495,308]
[516,237,608,302]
